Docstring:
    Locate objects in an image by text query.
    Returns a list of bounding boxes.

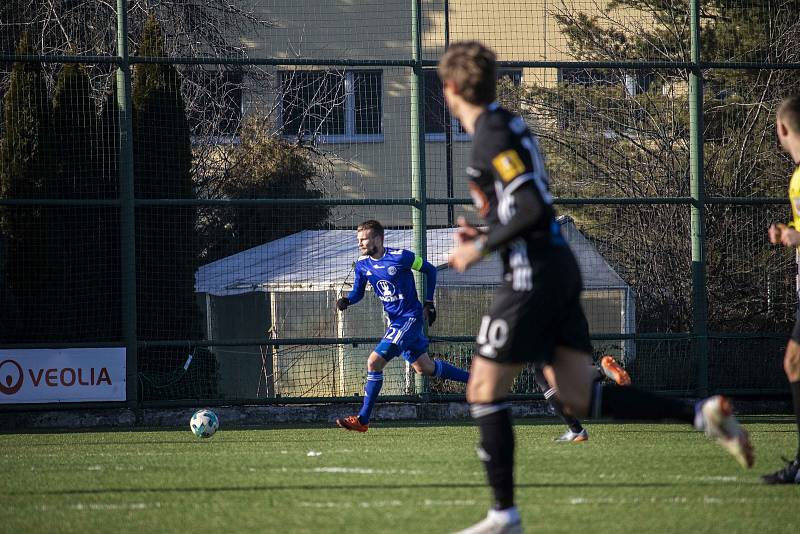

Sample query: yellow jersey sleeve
[789,165,800,229]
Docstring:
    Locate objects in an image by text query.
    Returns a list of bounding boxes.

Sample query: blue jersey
[347,247,436,322]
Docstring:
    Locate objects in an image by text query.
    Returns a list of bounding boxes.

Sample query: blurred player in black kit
[440,40,754,534]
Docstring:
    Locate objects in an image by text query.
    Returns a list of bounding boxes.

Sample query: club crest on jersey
[492,149,525,182]
[375,279,403,302]
[387,266,397,275]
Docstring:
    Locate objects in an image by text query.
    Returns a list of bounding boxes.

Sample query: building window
[279,70,383,143]
[185,68,243,138]
[559,68,651,95]
[353,71,382,136]
[424,69,522,141]
[557,68,652,133]
[497,69,523,87]
[423,70,450,137]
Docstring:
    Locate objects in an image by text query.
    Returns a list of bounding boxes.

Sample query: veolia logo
[0,358,113,395]
[0,359,24,395]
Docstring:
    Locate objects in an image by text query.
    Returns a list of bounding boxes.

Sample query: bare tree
[506,0,800,334]
[1,1,277,185]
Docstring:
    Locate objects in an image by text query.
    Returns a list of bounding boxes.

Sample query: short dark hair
[778,95,800,134]
[357,219,384,238]
[437,40,496,105]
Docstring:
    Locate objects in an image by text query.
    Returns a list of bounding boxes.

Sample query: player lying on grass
[440,40,753,534]
[335,219,470,432]
[535,355,631,443]
[765,94,800,485]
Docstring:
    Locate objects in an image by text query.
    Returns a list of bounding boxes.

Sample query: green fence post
[117,0,138,407]
[444,0,454,227]
[411,0,429,399]
[689,0,708,397]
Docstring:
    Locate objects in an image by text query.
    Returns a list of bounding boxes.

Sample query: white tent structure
[196,217,635,399]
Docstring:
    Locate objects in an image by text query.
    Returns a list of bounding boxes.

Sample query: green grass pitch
[2,417,799,533]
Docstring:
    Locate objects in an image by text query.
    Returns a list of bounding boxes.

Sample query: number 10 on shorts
[476,316,509,358]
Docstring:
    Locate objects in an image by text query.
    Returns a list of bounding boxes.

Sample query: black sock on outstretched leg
[591,383,695,424]
[534,367,583,433]
[544,387,584,433]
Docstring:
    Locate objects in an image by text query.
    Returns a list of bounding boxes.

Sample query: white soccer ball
[190,409,219,438]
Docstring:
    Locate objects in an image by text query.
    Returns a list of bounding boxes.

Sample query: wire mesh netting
[1,1,800,404]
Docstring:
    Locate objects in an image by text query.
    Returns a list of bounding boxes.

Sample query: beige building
[224,1,609,227]
[192,1,661,227]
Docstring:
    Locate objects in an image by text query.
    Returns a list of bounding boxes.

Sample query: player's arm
[781,226,800,247]
[338,264,365,311]
[455,216,485,244]
[405,251,438,325]
[450,120,547,271]
[769,223,788,244]
[770,221,800,247]
[479,120,548,252]
[410,255,437,302]
[482,182,546,251]
[455,185,543,262]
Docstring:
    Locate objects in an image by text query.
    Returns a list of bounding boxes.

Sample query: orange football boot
[600,355,631,386]
[336,415,369,432]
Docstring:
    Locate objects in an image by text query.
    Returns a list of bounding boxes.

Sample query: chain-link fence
[1,0,798,406]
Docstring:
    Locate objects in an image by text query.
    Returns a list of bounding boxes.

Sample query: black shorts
[474,246,593,365]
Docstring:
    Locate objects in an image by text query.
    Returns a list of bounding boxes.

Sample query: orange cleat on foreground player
[600,355,631,386]
[336,415,369,432]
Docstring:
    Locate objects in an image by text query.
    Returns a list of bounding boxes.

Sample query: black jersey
[467,103,565,290]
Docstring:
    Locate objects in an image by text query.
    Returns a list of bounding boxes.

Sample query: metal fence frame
[1,0,797,408]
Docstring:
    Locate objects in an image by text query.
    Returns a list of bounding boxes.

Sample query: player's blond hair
[437,41,496,105]
[777,95,800,134]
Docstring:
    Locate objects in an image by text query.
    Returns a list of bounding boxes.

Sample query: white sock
[488,506,520,524]
[693,399,705,431]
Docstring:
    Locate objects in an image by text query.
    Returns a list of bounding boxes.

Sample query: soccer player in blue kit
[335,220,470,432]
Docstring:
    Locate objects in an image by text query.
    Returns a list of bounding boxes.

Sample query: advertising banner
[0,348,126,403]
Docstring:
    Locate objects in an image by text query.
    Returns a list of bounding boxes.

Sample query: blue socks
[358,371,383,424]
[357,361,467,425]
[434,359,469,383]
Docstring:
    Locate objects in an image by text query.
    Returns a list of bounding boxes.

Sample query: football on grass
[190,409,219,438]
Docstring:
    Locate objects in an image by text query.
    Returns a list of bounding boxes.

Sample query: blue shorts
[374,316,429,364]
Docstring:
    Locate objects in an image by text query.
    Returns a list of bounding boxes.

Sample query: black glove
[423,301,436,327]
[336,297,350,311]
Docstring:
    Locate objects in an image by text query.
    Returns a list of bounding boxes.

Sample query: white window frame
[279,70,384,145]
[424,119,471,143]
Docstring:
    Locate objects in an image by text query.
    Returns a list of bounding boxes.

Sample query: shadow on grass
[1,415,793,436]
[1,437,349,446]
[6,425,794,447]
[10,481,690,496]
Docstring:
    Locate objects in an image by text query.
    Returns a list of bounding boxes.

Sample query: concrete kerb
[0,398,790,431]
[0,401,551,431]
